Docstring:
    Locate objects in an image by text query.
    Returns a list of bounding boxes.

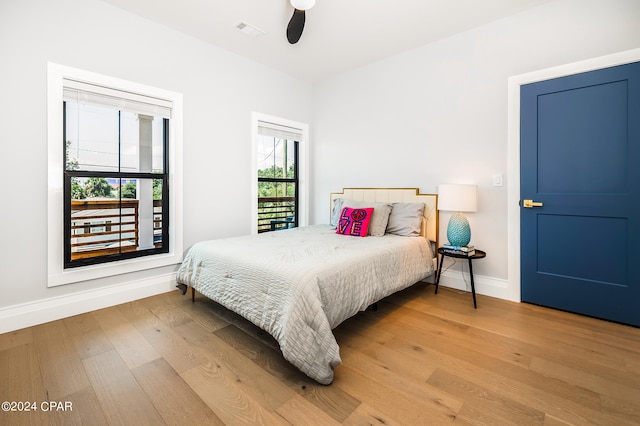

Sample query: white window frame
[47,63,183,287]
[251,112,309,234]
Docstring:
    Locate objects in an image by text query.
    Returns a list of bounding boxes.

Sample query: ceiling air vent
[234,21,265,37]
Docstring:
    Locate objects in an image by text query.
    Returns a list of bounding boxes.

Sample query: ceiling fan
[286,0,315,44]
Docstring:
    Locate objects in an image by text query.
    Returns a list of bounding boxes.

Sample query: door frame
[506,48,640,303]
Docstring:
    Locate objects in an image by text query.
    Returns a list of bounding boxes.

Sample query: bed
[176,188,439,384]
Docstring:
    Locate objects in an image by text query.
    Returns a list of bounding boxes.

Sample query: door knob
[522,199,543,208]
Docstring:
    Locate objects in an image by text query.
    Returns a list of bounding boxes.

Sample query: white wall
[0,0,312,326]
[311,0,640,300]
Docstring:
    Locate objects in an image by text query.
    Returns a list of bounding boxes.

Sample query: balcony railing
[258,197,296,233]
[70,199,162,260]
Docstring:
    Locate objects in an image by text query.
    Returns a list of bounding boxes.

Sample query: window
[257,125,299,232]
[252,114,308,234]
[63,80,170,267]
[48,63,183,286]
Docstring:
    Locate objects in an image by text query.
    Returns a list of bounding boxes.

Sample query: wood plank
[530,356,640,423]
[92,306,161,370]
[82,350,164,425]
[213,323,308,383]
[31,321,91,400]
[0,344,99,426]
[171,295,232,332]
[0,327,33,352]
[465,305,634,374]
[338,330,438,382]
[626,353,640,376]
[116,298,156,323]
[205,298,281,351]
[599,394,640,426]
[48,385,109,426]
[275,394,341,425]
[63,312,114,360]
[119,300,206,374]
[132,357,224,425]
[181,361,290,425]
[531,348,640,395]
[0,343,49,426]
[427,368,545,425]
[454,403,532,426]
[333,308,399,346]
[339,345,462,418]
[214,323,361,423]
[173,321,297,412]
[542,414,576,426]
[333,364,457,425]
[341,402,404,426]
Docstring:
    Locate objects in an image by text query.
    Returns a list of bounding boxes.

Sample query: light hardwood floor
[1,283,639,425]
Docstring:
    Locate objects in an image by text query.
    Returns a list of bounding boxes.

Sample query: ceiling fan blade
[286,9,305,44]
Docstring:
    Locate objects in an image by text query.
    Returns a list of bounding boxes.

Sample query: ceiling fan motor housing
[290,0,315,11]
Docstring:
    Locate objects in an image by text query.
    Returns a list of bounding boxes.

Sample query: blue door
[521,61,640,327]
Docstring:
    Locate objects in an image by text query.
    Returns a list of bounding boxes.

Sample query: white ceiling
[101,0,553,83]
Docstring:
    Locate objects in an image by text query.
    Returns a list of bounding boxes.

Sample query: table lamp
[438,184,478,247]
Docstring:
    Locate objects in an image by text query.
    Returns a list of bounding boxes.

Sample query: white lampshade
[438,184,478,212]
[290,0,316,10]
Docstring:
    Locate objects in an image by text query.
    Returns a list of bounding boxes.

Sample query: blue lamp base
[447,212,471,247]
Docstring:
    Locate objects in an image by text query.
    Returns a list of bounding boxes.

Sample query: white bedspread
[176,224,434,384]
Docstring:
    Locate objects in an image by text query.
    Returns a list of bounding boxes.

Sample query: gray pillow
[386,202,425,237]
[330,198,344,228]
[338,199,392,236]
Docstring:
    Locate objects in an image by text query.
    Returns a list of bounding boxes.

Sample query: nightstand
[435,247,486,308]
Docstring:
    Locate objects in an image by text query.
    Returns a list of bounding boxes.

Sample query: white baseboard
[0,270,511,335]
[0,273,177,334]
[437,270,513,302]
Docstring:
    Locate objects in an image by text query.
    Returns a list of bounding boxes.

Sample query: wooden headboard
[330,188,439,248]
